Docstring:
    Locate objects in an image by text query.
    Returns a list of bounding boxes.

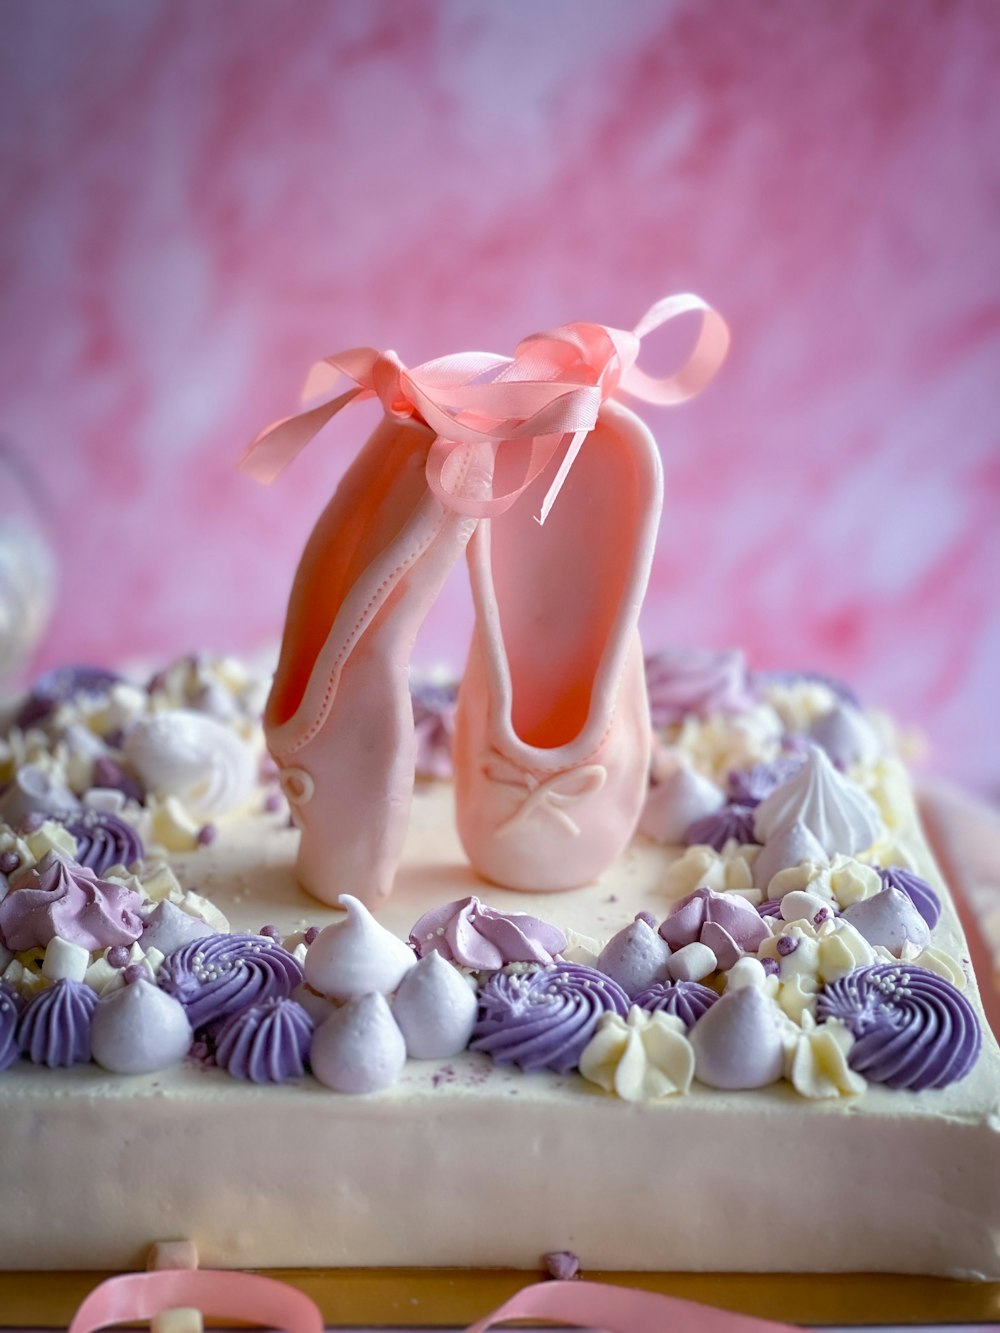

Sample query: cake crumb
[544,1250,580,1280]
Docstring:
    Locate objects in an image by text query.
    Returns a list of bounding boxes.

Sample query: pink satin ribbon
[241,294,729,524]
[68,1271,800,1333]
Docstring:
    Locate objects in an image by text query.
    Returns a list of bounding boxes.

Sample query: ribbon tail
[535,428,588,526]
[239,385,364,485]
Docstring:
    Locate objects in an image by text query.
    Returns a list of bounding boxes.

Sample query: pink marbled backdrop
[0,0,998,792]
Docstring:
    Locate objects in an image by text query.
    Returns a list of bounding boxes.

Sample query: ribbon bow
[241,294,729,524]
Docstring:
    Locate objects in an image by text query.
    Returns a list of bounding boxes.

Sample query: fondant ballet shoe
[265,414,484,909]
[454,400,663,891]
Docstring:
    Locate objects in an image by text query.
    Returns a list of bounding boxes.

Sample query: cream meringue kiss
[304,894,417,1002]
[752,747,882,857]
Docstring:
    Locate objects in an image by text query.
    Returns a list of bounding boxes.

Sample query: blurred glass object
[0,441,57,689]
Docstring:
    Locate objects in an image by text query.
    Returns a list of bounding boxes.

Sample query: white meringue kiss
[91,979,193,1074]
[392,953,477,1059]
[753,747,883,857]
[123,710,256,818]
[304,895,416,1002]
[310,993,406,1094]
[638,762,725,845]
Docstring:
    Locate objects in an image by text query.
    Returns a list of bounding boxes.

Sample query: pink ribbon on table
[68,1272,801,1333]
[241,293,729,524]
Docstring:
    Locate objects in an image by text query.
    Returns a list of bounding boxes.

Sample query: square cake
[0,653,997,1280]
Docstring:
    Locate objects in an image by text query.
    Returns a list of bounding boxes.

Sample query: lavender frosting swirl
[0,853,144,952]
[215,997,314,1083]
[817,964,981,1090]
[727,755,807,806]
[409,896,566,970]
[632,979,719,1029]
[684,804,759,851]
[645,649,754,727]
[17,979,98,1067]
[876,866,941,930]
[471,963,629,1073]
[0,980,23,1071]
[158,933,304,1032]
[59,809,145,876]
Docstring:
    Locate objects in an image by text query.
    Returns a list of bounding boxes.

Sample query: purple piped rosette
[158,933,304,1033]
[757,899,784,920]
[471,963,629,1074]
[727,755,806,807]
[0,981,24,1071]
[684,804,759,851]
[59,809,145,876]
[876,867,941,930]
[215,997,314,1083]
[632,980,718,1029]
[817,964,981,1091]
[17,979,98,1068]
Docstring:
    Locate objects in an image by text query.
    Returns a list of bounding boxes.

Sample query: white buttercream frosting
[579,1007,694,1101]
[784,1013,866,1099]
[392,953,478,1059]
[124,710,257,818]
[310,992,407,1094]
[305,895,417,1002]
[753,747,883,856]
[662,841,760,902]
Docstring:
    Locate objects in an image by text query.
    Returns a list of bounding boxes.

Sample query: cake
[0,651,998,1280]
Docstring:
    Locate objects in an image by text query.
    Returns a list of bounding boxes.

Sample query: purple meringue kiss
[727,755,807,807]
[817,964,981,1091]
[409,896,566,971]
[411,679,458,780]
[684,804,759,851]
[660,887,770,954]
[17,978,98,1067]
[0,981,24,1071]
[876,866,942,930]
[645,648,755,727]
[471,963,629,1074]
[59,808,145,876]
[215,997,314,1083]
[158,933,304,1033]
[0,853,144,952]
[16,666,126,729]
[632,979,719,1029]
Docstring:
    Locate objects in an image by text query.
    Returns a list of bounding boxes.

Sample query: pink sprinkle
[304,926,320,946]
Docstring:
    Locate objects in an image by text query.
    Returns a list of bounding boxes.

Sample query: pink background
[1,0,998,794]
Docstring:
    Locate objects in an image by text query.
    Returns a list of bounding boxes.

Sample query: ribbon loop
[241,294,729,521]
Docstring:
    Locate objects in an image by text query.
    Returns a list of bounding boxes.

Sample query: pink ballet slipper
[256,414,483,909]
[244,298,728,908]
[455,400,663,891]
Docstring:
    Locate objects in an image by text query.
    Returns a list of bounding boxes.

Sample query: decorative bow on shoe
[241,294,729,524]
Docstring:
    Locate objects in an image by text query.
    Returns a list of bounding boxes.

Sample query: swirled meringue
[841,888,930,957]
[817,964,981,1090]
[392,952,478,1059]
[580,1006,695,1101]
[123,710,256,818]
[784,1013,866,1099]
[0,851,144,952]
[306,895,416,1001]
[595,916,672,998]
[310,992,407,1094]
[638,762,725,844]
[90,977,193,1074]
[471,963,629,1074]
[689,986,786,1090]
[753,747,883,856]
[158,932,303,1031]
[215,997,314,1083]
[645,649,755,726]
[17,978,97,1067]
[408,896,565,971]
